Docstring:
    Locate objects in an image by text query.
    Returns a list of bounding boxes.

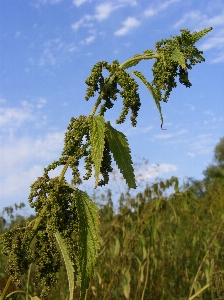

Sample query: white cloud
[95,3,117,21]
[204,110,214,115]
[155,129,188,140]
[37,0,62,4]
[38,38,76,67]
[0,98,6,104]
[159,0,179,10]
[73,0,90,7]
[173,10,224,29]
[71,3,123,44]
[118,0,137,6]
[2,133,64,167]
[144,8,155,17]
[0,165,43,200]
[0,105,34,129]
[114,17,140,36]
[71,3,119,31]
[125,125,153,136]
[208,12,224,26]
[39,48,56,66]
[0,132,64,201]
[71,15,93,30]
[187,152,195,157]
[0,98,64,207]
[185,103,195,111]
[36,97,47,109]
[66,44,77,52]
[81,35,96,44]
[49,0,62,3]
[173,11,202,28]
[200,29,224,50]
[135,163,177,181]
[211,53,224,63]
[199,28,224,63]
[0,100,48,134]
[144,0,179,17]
[190,134,215,155]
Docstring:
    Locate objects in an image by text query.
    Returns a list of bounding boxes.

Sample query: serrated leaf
[55,231,74,300]
[171,49,186,70]
[132,70,164,127]
[90,115,106,187]
[73,188,100,299]
[105,122,136,188]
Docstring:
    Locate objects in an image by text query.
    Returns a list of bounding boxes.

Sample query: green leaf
[140,264,145,283]
[106,122,136,188]
[55,231,74,300]
[152,215,158,240]
[132,70,164,128]
[90,115,106,187]
[73,189,100,299]
[123,268,131,299]
[171,49,186,69]
[114,237,120,256]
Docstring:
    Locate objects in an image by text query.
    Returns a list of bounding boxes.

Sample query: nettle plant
[0,28,212,300]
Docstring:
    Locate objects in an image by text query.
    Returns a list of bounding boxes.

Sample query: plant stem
[102,266,119,300]
[0,276,13,300]
[89,73,116,117]
[141,247,150,300]
[188,221,224,299]
[189,283,210,300]
[89,94,105,117]
[119,53,159,69]
[26,265,32,300]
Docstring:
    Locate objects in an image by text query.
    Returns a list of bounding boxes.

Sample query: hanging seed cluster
[29,176,79,297]
[97,137,113,186]
[0,175,81,298]
[43,115,90,185]
[1,224,34,288]
[85,60,141,126]
[152,29,208,102]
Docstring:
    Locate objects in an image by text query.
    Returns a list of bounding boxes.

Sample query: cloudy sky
[0,0,223,214]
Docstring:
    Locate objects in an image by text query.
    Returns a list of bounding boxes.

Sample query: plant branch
[189,283,210,300]
[120,53,159,69]
[141,247,150,300]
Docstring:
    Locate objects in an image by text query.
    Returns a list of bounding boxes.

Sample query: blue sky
[0,0,224,214]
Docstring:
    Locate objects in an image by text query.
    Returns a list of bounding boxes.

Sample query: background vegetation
[1,137,223,300]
